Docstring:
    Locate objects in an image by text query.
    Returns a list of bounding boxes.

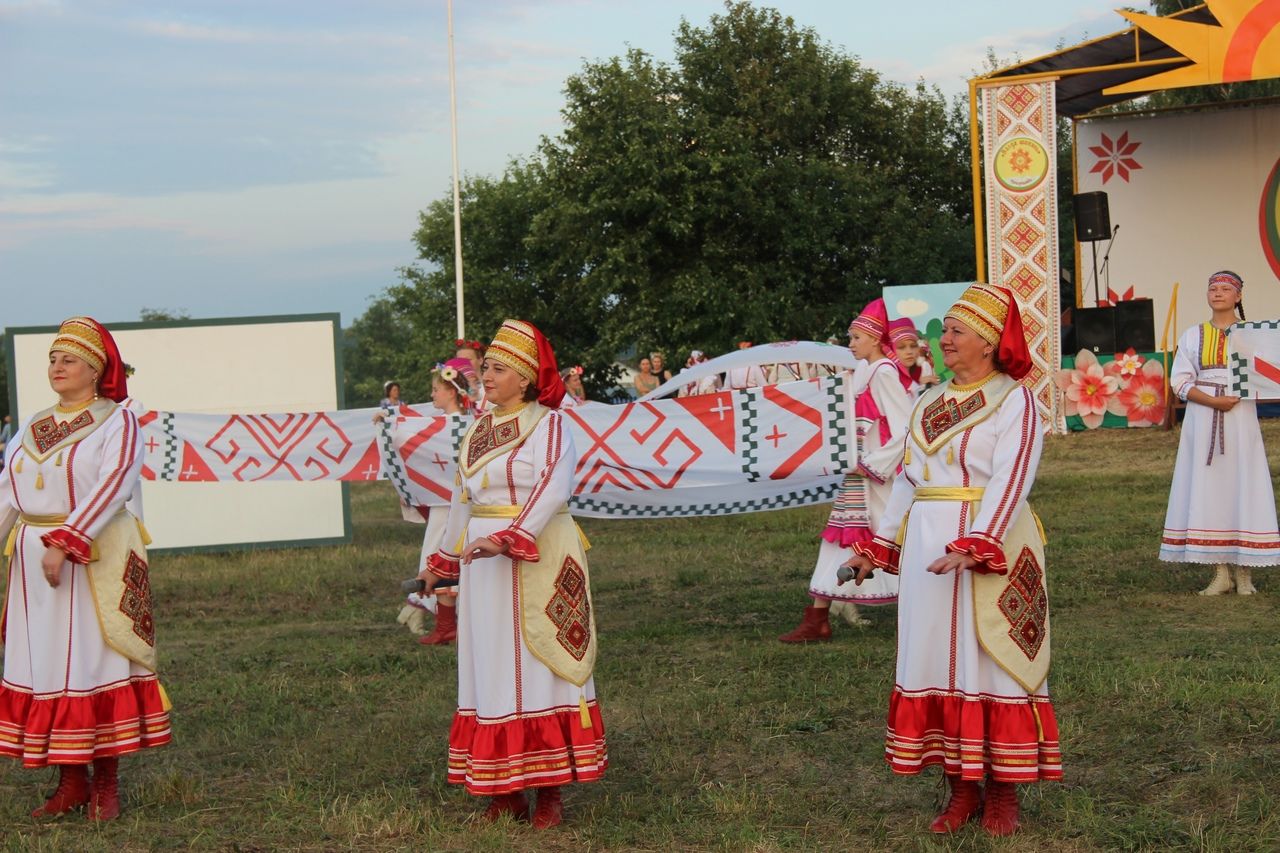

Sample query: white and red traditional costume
[853,284,1061,835]
[427,320,605,821]
[1160,273,1280,581]
[0,318,170,819]
[803,300,913,617]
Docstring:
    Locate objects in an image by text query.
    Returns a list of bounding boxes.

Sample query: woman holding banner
[779,298,913,640]
[421,320,605,829]
[0,318,171,821]
[1160,270,1280,592]
[841,284,1062,836]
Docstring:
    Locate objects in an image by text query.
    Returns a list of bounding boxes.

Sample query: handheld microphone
[401,577,458,595]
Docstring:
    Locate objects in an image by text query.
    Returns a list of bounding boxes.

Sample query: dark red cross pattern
[564,401,714,495]
[397,417,454,500]
[205,413,356,481]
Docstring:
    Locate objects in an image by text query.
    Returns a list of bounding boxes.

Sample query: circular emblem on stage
[1261,155,1280,280]
[994,137,1049,193]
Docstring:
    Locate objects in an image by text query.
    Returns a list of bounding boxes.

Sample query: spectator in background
[561,365,588,407]
[455,339,486,405]
[381,381,402,409]
[650,352,673,384]
[726,341,768,390]
[633,357,660,398]
[917,334,940,386]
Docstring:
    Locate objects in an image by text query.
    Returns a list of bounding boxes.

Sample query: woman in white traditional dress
[843,284,1062,836]
[388,358,477,645]
[421,320,605,829]
[0,318,171,821]
[780,298,913,640]
[1160,270,1280,592]
[560,365,588,407]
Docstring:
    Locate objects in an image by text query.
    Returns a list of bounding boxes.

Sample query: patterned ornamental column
[981,80,1063,432]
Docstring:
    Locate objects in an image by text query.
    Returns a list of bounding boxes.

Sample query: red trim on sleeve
[489,528,539,562]
[945,534,1008,574]
[855,461,886,485]
[41,527,93,565]
[852,535,901,575]
[428,552,461,580]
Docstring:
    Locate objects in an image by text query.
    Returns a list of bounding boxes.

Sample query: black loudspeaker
[1114,299,1155,352]
[1075,306,1116,354]
[1073,191,1111,242]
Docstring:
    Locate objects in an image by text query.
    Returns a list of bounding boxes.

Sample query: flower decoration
[568,365,584,376]
[454,339,485,352]
[1115,359,1166,427]
[1055,349,1122,429]
[1108,348,1144,378]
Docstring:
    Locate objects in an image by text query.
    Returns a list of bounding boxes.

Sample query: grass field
[2,422,1279,851]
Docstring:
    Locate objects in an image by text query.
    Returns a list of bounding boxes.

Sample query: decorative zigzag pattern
[738,387,761,483]
[569,482,840,518]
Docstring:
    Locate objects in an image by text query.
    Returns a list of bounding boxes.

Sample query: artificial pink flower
[1117,359,1166,427]
[1108,347,1144,378]
[1055,349,1121,429]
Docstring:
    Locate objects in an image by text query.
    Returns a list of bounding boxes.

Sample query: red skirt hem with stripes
[0,674,171,767]
[884,686,1062,783]
[447,701,607,796]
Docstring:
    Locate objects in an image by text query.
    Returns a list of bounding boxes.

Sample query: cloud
[896,298,929,318]
[130,18,415,49]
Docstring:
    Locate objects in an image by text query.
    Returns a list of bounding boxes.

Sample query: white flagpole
[447,0,465,339]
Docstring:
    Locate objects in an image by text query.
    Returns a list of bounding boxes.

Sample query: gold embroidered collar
[909,373,1018,455]
[459,401,549,478]
[22,398,119,462]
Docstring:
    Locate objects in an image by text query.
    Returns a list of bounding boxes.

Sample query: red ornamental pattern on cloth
[1089,130,1142,184]
[982,80,1062,431]
[998,547,1048,660]
[119,551,156,646]
[136,377,852,518]
[546,556,591,661]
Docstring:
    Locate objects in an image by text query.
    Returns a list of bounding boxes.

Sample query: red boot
[31,764,90,817]
[483,791,529,822]
[980,779,1020,836]
[532,785,563,830]
[87,757,120,821]
[778,605,832,643]
[418,602,457,645]
[929,775,982,833]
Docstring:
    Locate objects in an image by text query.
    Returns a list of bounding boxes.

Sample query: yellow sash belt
[17,513,68,526]
[913,487,985,501]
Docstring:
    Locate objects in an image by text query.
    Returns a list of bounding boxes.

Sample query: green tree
[349,2,976,396]
[139,308,191,322]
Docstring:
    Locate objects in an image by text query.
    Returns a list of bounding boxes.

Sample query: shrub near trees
[345,2,976,405]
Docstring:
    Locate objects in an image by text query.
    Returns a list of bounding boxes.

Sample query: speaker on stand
[1073,191,1111,305]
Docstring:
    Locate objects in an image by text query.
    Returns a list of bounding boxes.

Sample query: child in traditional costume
[0,318,171,821]
[1160,271,1280,592]
[843,284,1062,836]
[420,320,605,829]
[779,299,913,640]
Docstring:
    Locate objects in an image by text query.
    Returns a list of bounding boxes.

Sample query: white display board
[5,315,349,553]
[1075,101,1280,336]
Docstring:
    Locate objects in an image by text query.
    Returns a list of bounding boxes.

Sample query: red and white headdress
[49,316,129,402]
[945,283,1032,380]
[486,319,567,409]
[1208,270,1243,292]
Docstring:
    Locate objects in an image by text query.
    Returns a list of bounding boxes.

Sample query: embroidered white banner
[138,376,854,519]
[1229,321,1280,401]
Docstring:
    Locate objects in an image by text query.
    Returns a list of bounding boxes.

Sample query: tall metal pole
[447,0,466,339]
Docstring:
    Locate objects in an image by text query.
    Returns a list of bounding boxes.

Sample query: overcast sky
[1,0,1128,330]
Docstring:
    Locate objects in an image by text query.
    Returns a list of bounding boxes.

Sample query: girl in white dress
[843,285,1062,837]
[1160,270,1280,592]
[0,318,171,821]
[779,298,912,641]
[421,320,605,829]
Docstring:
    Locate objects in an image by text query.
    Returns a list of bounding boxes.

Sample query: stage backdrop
[1075,100,1280,342]
[5,315,349,553]
[882,281,970,383]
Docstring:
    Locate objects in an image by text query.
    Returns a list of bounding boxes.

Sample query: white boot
[1233,566,1257,595]
[1197,564,1234,596]
[830,600,871,626]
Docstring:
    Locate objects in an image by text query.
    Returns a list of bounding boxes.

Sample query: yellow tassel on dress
[922,460,930,482]
[35,472,44,490]
[13,457,21,474]
[579,694,593,729]
[55,451,63,467]
[481,469,489,490]
[946,444,954,465]
[158,682,173,713]
[903,444,912,465]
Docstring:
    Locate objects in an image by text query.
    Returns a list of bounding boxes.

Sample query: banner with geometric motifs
[137,375,853,519]
[981,80,1063,432]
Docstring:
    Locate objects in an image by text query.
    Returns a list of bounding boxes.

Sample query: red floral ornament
[1089,131,1142,184]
